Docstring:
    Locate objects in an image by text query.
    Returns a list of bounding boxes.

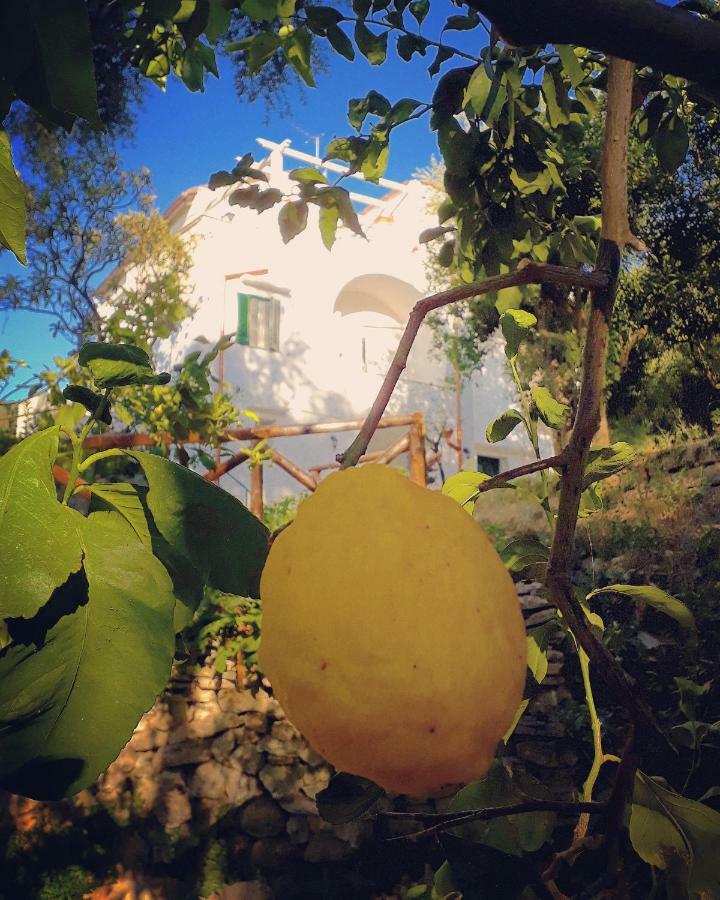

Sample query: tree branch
[380,800,607,840]
[337,264,609,468]
[465,0,720,93]
[476,453,566,493]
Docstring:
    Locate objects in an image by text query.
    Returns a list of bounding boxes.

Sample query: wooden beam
[203,448,251,481]
[267,448,317,492]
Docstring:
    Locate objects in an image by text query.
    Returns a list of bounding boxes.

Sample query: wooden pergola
[57,412,428,519]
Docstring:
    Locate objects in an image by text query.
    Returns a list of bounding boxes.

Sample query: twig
[476,452,566,492]
[379,800,606,841]
[337,264,608,468]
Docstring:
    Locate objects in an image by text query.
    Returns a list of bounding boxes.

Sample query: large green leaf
[441,471,490,513]
[0,428,83,619]
[530,386,568,430]
[486,409,524,443]
[500,308,537,359]
[78,342,171,388]
[27,0,102,128]
[582,441,636,488]
[0,512,176,799]
[0,131,27,264]
[587,584,696,632]
[630,771,720,897]
[449,761,555,856]
[127,451,269,606]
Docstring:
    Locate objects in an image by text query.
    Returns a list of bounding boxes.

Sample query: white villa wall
[150,139,546,503]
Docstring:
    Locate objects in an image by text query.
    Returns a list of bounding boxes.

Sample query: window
[477,455,500,477]
[237,293,280,350]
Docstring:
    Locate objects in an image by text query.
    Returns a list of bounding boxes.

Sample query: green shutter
[237,293,249,345]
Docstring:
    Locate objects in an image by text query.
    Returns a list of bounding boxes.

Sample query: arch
[334,273,422,324]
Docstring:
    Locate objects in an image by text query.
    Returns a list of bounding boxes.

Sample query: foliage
[0,342,269,800]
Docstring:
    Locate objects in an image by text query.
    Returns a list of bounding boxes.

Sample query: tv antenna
[294,124,324,159]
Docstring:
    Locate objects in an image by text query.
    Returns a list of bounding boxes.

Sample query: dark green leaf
[0,512,175,799]
[126,450,269,603]
[654,113,689,173]
[0,131,27,265]
[409,0,429,24]
[86,483,152,549]
[354,21,388,65]
[428,46,453,78]
[27,0,101,127]
[278,199,309,242]
[530,386,568,429]
[586,584,696,632]
[326,23,355,60]
[486,409,524,443]
[318,204,340,249]
[78,343,171,388]
[205,0,231,41]
[527,619,557,684]
[316,772,385,824]
[449,761,555,855]
[0,428,83,619]
[444,12,479,31]
[348,90,390,130]
[556,45,585,87]
[62,386,112,425]
[245,31,282,72]
[630,771,720,897]
[304,5,343,32]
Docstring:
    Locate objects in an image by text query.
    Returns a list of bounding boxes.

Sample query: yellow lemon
[259,464,527,796]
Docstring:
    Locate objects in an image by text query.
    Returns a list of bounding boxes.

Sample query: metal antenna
[294,124,324,160]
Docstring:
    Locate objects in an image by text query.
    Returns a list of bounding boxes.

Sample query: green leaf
[449,761,555,855]
[284,27,316,86]
[205,0,231,41]
[503,699,529,744]
[289,167,328,185]
[278,200,309,242]
[441,471,490,512]
[62,385,112,425]
[654,114,689,174]
[530,386,569,430]
[86,483,152,550]
[541,64,571,128]
[582,441,636,488]
[500,536,549,574]
[409,0,429,24]
[245,31,282,72]
[486,409,524,443]
[354,21,388,65]
[464,65,492,118]
[0,132,27,265]
[316,772,385,824]
[348,90,391,130]
[126,450,269,607]
[526,619,557,684]
[0,428,83,619]
[326,23,355,61]
[556,45,585,88]
[318,203,340,249]
[500,308,537,359]
[630,771,720,897]
[586,584,696,632]
[27,0,102,127]
[54,403,87,433]
[78,343,171,388]
[0,512,175,800]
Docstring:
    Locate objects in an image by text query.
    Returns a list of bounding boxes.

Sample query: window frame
[236,292,280,351]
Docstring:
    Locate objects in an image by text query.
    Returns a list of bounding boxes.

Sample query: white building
[130,139,543,502]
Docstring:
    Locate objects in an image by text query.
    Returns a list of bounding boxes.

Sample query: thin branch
[476,452,566,492]
[379,800,607,841]
[337,264,609,468]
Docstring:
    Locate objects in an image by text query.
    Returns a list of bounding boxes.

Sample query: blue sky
[1,7,482,385]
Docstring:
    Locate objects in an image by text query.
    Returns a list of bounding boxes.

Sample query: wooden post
[408,413,426,486]
[249,442,264,520]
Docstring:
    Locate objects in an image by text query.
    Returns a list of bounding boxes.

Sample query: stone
[225,770,262,806]
[143,707,173,732]
[191,686,218,703]
[300,766,332,800]
[516,580,543,596]
[303,833,351,863]
[155,778,192,830]
[243,713,269,733]
[240,796,286,837]
[131,728,169,752]
[185,712,241,741]
[250,837,297,869]
[160,739,213,767]
[259,763,303,799]
[286,815,310,845]
[212,729,237,761]
[297,744,325,767]
[230,743,264,775]
[190,761,229,800]
[277,792,317,816]
[270,720,300,742]
[218,689,271,716]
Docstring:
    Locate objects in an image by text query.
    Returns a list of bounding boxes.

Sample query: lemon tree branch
[337,264,608,469]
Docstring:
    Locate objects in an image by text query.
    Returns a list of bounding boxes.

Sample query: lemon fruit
[259,464,527,797]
